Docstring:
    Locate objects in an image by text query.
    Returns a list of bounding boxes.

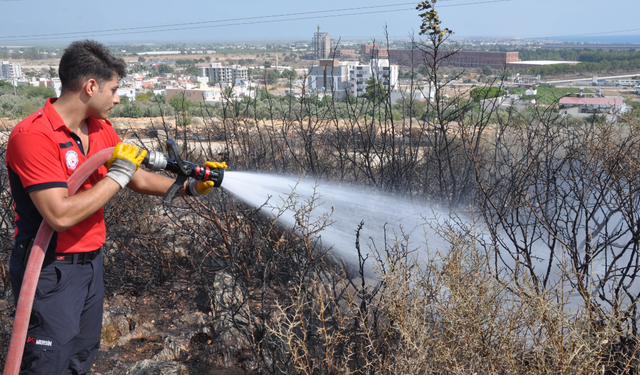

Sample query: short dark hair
[58,40,126,95]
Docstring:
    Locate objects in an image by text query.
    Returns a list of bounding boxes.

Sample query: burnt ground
[0,261,250,375]
[91,278,249,375]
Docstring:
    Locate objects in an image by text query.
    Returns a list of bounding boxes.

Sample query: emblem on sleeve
[66,150,79,170]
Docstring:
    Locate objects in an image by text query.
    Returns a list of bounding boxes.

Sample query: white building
[616,79,640,87]
[513,73,541,85]
[216,80,256,101]
[306,59,398,99]
[559,96,629,122]
[198,63,248,84]
[24,77,48,87]
[347,59,398,98]
[49,78,62,97]
[480,92,538,113]
[13,77,29,87]
[117,87,136,101]
[166,86,221,105]
[1,61,22,79]
[307,60,349,98]
[390,84,435,103]
[136,51,181,56]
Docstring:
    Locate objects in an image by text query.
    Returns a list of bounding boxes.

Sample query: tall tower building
[312,25,331,60]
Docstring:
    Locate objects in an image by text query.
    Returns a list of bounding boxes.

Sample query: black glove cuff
[185,180,195,196]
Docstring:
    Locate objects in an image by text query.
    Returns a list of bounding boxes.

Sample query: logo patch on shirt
[66,150,79,170]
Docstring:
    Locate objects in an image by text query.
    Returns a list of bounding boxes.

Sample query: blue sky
[0,0,638,45]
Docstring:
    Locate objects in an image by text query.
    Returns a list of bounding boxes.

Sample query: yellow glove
[106,142,147,170]
[206,161,228,169]
[105,143,147,189]
[193,180,215,195]
[189,161,228,195]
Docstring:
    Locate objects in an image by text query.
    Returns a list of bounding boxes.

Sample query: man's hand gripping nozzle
[105,142,147,189]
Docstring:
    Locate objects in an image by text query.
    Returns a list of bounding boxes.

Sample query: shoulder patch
[65,150,79,170]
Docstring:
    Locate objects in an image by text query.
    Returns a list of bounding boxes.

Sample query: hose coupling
[144,151,167,171]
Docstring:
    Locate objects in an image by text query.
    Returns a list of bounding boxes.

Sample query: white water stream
[222,171,452,267]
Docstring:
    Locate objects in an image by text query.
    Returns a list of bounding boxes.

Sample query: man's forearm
[127,168,187,197]
[29,177,122,232]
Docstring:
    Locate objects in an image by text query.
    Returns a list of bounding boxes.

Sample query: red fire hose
[3,147,115,375]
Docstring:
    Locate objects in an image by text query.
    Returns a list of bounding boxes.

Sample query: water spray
[221,171,450,267]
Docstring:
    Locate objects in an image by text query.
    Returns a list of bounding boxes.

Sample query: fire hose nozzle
[142,150,226,187]
[140,140,226,203]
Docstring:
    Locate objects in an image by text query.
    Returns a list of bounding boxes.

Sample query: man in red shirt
[7,40,217,374]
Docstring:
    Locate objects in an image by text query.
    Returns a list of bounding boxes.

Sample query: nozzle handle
[139,139,226,202]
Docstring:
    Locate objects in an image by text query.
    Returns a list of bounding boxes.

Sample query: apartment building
[1,61,22,79]
[198,63,248,84]
[307,59,398,99]
[347,59,398,98]
[307,60,349,98]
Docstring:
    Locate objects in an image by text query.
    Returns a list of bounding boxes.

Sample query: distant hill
[532,35,640,45]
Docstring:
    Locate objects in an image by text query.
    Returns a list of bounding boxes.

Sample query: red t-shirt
[6,98,122,253]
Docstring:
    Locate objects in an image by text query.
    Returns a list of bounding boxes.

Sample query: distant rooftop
[542,43,640,50]
[508,60,580,66]
[137,51,182,56]
[559,97,623,106]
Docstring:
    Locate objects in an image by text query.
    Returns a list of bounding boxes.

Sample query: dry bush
[261,212,639,374]
[374,218,636,374]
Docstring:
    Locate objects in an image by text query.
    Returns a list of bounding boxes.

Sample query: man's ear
[84,78,99,97]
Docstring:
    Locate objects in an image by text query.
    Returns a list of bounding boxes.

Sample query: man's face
[90,72,120,119]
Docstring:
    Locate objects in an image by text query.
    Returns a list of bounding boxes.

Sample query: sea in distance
[531,35,640,45]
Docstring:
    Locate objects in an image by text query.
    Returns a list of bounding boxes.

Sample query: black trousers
[10,243,105,375]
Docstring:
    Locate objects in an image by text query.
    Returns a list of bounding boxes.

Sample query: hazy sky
[0,0,638,45]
